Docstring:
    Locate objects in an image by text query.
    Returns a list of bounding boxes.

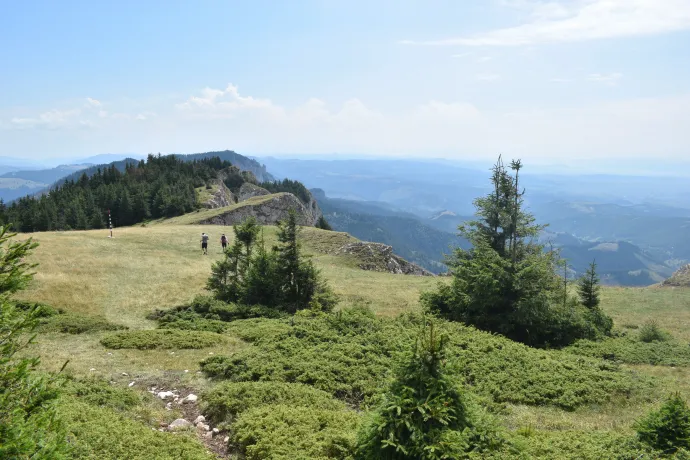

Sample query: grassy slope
[15,221,690,457]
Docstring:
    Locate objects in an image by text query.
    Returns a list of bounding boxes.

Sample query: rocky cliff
[197,193,319,227]
[662,264,690,287]
[336,242,433,276]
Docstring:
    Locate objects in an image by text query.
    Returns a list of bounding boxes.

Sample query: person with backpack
[200,232,209,255]
[220,233,228,251]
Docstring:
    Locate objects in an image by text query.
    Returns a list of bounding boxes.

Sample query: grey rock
[237,182,271,202]
[193,415,206,425]
[168,419,192,431]
[198,192,321,227]
[336,242,434,276]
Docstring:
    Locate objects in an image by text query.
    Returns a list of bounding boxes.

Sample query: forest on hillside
[0,155,250,232]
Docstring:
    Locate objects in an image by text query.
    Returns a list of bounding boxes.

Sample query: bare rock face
[662,264,690,287]
[336,242,433,276]
[202,180,236,209]
[198,193,317,227]
[238,182,271,202]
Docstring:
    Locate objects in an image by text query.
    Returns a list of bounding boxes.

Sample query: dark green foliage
[60,398,214,460]
[64,378,141,412]
[0,226,69,458]
[39,313,127,334]
[260,178,312,204]
[640,320,670,343]
[0,155,238,232]
[207,214,337,313]
[578,260,601,309]
[493,430,655,459]
[151,295,285,332]
[201,308,647,410]
[636,393,690,454]
[423,157,612,348]
[202,381,345,427]
[13,301,63,318]
[356,322,504,459]
[100,329,224,350]
[565,336,690,366]
[232,404,360,460]
[316,215,333,231]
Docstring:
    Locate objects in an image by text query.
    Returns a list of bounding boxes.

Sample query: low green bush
[636,393,690,454]
[14,300,63,318]
[565,336,690,366]
[489,430,655,459]
[150,295,285,329]
[100,329,224,350]
[201,308,650,410]
[64,378,141,412]
[202,381,344,428]
[640,320,670,343]
[40,313,127,334]
[231,404,360,460]
[60,397,214,460]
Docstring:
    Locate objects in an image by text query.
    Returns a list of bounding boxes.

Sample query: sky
[1,0,690,167]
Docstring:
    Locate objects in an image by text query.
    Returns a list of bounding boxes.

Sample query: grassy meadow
[13,221,690,458]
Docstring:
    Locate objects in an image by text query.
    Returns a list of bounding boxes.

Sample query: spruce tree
[315,215,333,231]
[356,322,501,459]
[274,210,302,310]
[422,157,610,347]
[0,226,68,458]
[578,260,601,309]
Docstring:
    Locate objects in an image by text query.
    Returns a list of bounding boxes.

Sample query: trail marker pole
[108,209,113,238]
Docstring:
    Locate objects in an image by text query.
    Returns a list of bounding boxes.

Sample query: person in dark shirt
[200,233,209,255]
[220,234,228,251]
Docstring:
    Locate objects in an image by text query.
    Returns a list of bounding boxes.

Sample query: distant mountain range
[0,150,275,203]
[261,157,689,286]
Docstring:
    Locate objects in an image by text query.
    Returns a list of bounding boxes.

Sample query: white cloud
[477,56,494,62]
[10,108,82,130]
[550,77,574,83]
[587,72,623,85]
[402,0,690,46]
[476,73,501,81]
[3,84,690,162]
[85,97,102,108]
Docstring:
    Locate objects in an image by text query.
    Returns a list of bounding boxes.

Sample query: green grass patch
[60,397,214,460]
[202,381,345,428]
[100,329,224,350]
[565,336,690,366]
[201,308,651,410]
[39,313,128,334]
[231,404,360,460]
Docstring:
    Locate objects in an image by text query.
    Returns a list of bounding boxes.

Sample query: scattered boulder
[193,415,206,425]
[157,391,175,400]
[336,242,433,276]
[168,419,192,431]
[183,394,198,404]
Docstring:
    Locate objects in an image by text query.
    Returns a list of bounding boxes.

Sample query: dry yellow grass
[18,224,435,327]
[15,221,690,440]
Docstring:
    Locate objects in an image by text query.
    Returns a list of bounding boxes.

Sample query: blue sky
[1,0,689,166]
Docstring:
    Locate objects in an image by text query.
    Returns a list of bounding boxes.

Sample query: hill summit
[663,264,690,287]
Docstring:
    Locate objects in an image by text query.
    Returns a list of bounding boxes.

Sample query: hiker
[200,232,209,255]
[220,233,228,251]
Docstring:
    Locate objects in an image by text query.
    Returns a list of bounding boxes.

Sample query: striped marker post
[108,209,113,238]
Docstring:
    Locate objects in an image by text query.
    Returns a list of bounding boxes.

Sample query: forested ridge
[0,155,237,232]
